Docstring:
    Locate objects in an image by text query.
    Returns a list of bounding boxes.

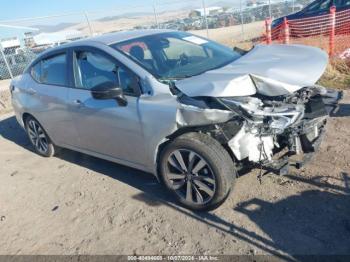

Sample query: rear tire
[25,116,55,157]
[159,132,236,211]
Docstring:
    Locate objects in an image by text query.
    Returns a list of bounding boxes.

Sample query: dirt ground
[0,87,350,258]
[0,80,11,115]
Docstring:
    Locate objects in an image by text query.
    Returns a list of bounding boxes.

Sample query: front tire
[25,116,55,157]
[159,132,236,211]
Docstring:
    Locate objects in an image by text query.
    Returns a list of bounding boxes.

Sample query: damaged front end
[221,85,342,175]
[174,83,342,176]
[170,44,343,176]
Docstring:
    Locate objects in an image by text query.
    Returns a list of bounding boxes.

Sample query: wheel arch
[154,127,197,181]
[156,130,237,211]
[22,112,33,126]
[21,112,56,145]
[154,125,238,181]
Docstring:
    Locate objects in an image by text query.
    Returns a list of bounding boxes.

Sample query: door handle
[27,88,37,95]
[72,99,84,107]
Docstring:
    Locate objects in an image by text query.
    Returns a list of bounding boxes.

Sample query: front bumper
[260,89,342,175]
[261,117,326,175]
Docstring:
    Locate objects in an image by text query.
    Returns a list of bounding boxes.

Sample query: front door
[67,48,147,166]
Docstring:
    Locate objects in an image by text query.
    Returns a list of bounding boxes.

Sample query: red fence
[263,6,350,57]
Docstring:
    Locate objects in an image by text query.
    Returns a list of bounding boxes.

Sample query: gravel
[0,90,349,257]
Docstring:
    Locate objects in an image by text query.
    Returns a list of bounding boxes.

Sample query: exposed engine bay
[159,43,342,177]
[173,83,342,175]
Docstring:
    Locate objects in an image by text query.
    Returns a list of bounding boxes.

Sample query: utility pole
[153,0,159,29]
[84,12,94,36]
[240,0,244,40]
[202,0,209,38]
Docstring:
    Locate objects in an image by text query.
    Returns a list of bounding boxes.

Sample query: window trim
[70,46,142,97]
[29,51,70,88]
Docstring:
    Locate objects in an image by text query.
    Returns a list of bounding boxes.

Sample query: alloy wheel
[27,119,49,154]
[166,149,216,205]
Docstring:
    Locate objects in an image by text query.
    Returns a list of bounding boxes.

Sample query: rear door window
[30,53,67,86]
[41,54,67,86]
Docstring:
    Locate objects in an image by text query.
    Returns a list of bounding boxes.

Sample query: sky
[0,0,243,39]
[0,0,212,21]
[0,0,194,38]
[0,0,156,20]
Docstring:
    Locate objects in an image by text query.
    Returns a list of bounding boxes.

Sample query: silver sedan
[11,29,341,210]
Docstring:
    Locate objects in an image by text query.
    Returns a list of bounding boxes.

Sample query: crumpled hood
[175,44,328,97]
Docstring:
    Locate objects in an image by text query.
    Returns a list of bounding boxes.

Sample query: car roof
[86,29,175,45]
[25,29,177,71]
[53,29,176,50]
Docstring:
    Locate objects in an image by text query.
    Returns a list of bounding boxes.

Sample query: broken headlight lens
[267,116,294,133]
[219,97,304,133]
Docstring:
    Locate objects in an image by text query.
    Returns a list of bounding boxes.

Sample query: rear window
[30,53,67,86]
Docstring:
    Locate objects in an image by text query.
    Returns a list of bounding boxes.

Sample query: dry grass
[318,58,350,90]
[290,35,350,89]
[0,90,12,115]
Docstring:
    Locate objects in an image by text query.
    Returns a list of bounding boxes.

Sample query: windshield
[111,32,242,80]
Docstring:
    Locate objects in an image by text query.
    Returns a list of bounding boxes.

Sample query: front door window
[73,50,139,96]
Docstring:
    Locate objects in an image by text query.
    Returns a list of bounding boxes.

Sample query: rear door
[27,51,78,146]
[67,47,147,166]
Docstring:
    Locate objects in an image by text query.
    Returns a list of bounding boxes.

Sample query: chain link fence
[0,0,320,81]
[0,12,91,80]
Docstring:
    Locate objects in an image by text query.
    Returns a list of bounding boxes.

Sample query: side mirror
[91,82,127,106]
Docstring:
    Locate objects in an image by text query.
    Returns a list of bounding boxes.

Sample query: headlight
[219,97,304,133]
[269,116,292,130]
